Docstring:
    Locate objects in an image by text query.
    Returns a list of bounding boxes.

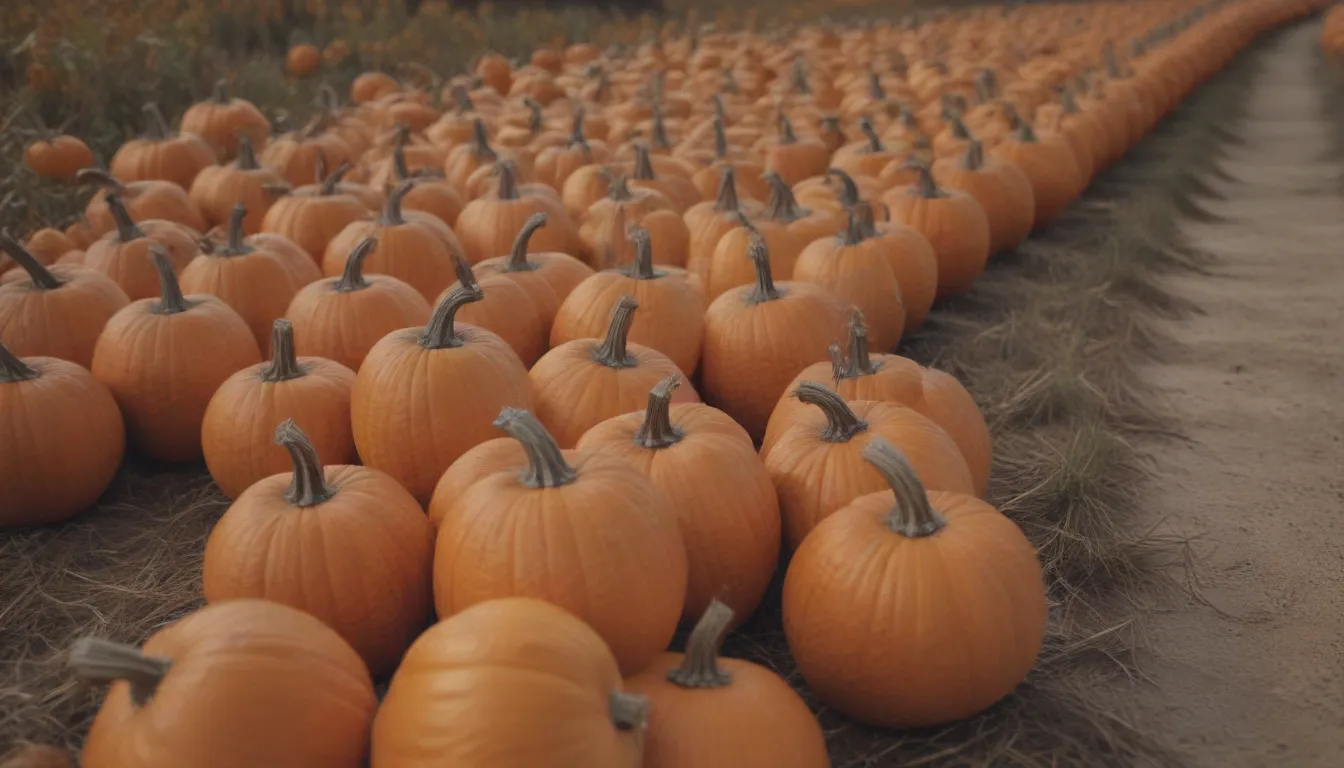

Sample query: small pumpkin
[832,117,905,179]
[260,160,374,261]
[578,175,688,270]
[286,43,321,77]
[682,166,760,285]
[687,116,771,202]
[78,168,209,237]
[623,600,829,768]
[83,193,202,301]
[761,113,830,186]
[882,164,991,301]
[432,409,688,675]
[0,340,124,527]
[201,320,357,499]
[577,376,780,624]
[627,143,700,213]
[471,212,595,336]
[91,246,261,463]
[782,438,1046,728]
[351,279,534,504]
[386,143,464,227]
[180,80,272,162]
[24,133,95,182]
[203,419,431,676]
[285,237,431,372]
[187,135,287,234]
[371,597,649,767]
[530,294,701,448]
[444,118,529,191]
[992,122,1082,230]
[534,108,612,191]
[71,599,376,768]
[455,161,584,264]
[109,103,217,189]
[260,119,356,189]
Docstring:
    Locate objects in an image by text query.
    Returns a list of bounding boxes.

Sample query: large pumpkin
[187,135,287,234]
[472,212,595,336]
[83,193,202,301]
[791,208,905,354]
[882,164,991,301]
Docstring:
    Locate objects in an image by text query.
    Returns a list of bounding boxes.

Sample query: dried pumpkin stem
[794,381,867,442]
[496,161,519,200]
[868,71,886,100]
[948,114,971,140]
[632,144,656,181]
[651,107,672,150]
[221,204,253,256]
[68,637,171,708]
[393,142,412,181]
[0,340,38,383]
[777,112,798,144]
[744,231,783,304]
[319,162,354,196]
[592,295,639,368]
[907,164,945,199]
[569,107,589,148]
[859,118,884,153]
[75,168,128,195]
[384,179,414,226]
[763,171,807,224]
[505,213,547,272]
[336,237,377,292]
[607,175,635,202]
[106,193,145,242]
[148,245,192,315]
[493,408,578,488]
[212,79,230,104]
[713,165,740,212]
[261,320,306,383]
[862,438,947,537]
[522,98,543,134]
[634,375,684,449]
[827,342,848,381]
[667,599,735,688]
[840,207,867,247]
[712,114,729,160]
[608,691,650,732]
[275,419,335,506]
[1016,122,1039,143]
[625,225,661,280]
[142,103,172,140]
[961,139,985,172]
[470,118,498,161]
[0,231,63,290]
[826,168,862,207]
[420,280,485,349]
[1060,86,1080,114]
[845,308,880,376]
[236,134,259,170]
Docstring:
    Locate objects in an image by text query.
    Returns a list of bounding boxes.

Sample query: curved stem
[711,114,728,160]
[106,193,145,242]
[68,638,171,709]
[75,168,128,195]
[712,165,740,212]
[624,225,659,280]
[568,106,589,149]
[827,168,862,207]
[606,175,635,202]
[777,112,798,145]
[634,375,684,449]
[859,117,884,153]
[845,307,879,376]
[336,237,377,292]
[592,295,639,368]
[524,98,543,134]
[236,134,259,170]
[840,206,867,247]
[261,320,306,382]
[149,245,191,315]
[961,139,985,171]
[763,171,807,224]
[793,381,867,442]
[862,437,947,537]
[142,103,172,140]
[419,280,484,349]
[383,179,413,225]
[275,419,335,506]
[667,599,734,688]
[907,164,944,199]
[319,162,353,196]
[470,118,497,160]
[631,143,655,181]
[0,231,63,290]
[496,160,519,200]
[0,340,39,383]
[947,114,971,140]
[608,691,649,732]
[221,204,253,256]
[493,408,578,488]
[504,213,547,272]
[393,141,412,181]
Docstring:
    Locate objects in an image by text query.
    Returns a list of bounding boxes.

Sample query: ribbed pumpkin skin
[80,599,376,768]
[883,183,991,301]
[0,265,130,369]
[371,598,645,768]
[284,274,430,373]
[83,221,201,302]
[931,151,1036,255]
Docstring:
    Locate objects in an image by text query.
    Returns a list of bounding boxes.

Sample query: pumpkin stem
[790,57,811,94]
[712,114,729,160]
[744,229,783,304]
[651,106,672,150]
[794,381,867,442]
[319,162,354,196]
[1015,121,1039,143]
[667,599,735,688]
[961,139,985,171]
[68,638,171,709]
[763,171,807,224]
[420,277,485,349]
[868,71,886,101]
[840,207,868,247]
[634,374,684,449]
[493,407,578,488]
[906,164,945,199]
[592,295,639,368]
[625,225,661,280]
[820,115,844,143]
[450,84,474,113]
[75,167,128,196]
[336,237,377,292]
[712,165,741,212]
[569,107,589,149]
[631,143,655,181]
[148,245,192,315]
[221,203,254,256]
[470,118,498,161]
[827,342,848,381]
[777,112,798,145]
[496,161,520,200]
[523,97,543,134]
[864,437,947,537]
[844,307,879,376]
[105,192,145,243]
[859,117,884,154]
[275,418,336,506]
[384,179,414,226]
[1060,86,1080,114]
[0,339,39,383]
[236,134,259,170]
[212,79,231,104]
[826,168,862,207]
[142,102,172,140]
[504,213,547,272]
[607,174,635,202]
[261,320,306,383]
[608,690,650,733]
[0,231,63,291]
[947,114,971,140]
[393,141,412,181]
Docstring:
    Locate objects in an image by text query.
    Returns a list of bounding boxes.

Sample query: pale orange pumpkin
[471,212,595,336]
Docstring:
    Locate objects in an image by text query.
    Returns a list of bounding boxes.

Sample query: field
[2,0,1342,766]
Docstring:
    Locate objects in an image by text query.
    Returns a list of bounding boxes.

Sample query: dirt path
[1116,22,1344,767]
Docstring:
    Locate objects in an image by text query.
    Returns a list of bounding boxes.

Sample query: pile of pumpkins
[0,0,1325,765]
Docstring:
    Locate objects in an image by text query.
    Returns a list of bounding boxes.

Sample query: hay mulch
[0,26,1279,767]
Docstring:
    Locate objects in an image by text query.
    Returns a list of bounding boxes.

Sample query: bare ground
[1110,22,1344,768]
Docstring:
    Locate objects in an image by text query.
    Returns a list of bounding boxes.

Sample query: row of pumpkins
[1,0,1323,766]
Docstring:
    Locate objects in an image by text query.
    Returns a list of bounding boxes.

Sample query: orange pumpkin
[260,161,373,261]
[883,164,991,301]
[77,168,209,237]
[471,212,595,336]
[455,161,584,264]
[24,134,95,182]
[109,103,216,189]
[931,139,1035,255]
[180,80,272,162]
[992,122,1082,230]
[83,193,202,301]
[437,258,547,367]
[187,135,287,234]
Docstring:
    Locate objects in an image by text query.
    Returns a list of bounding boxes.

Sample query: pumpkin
[180,80,272,162]
[534,108,612,190]
[180,204,301,352]
[687,116,771,203]
[627,143,700,213]
[791,208,906,354]
[437,256,547,367]
[551,225,706,376]
[762,309,991,495]
[204,226,321,291]
[187,135,287,234]
[530,294,702,448]
[761,113,830,186]
[286,43,321,77]
[203,419,431,676]
[371,597,649,767]
[455,161,584,264]
[260,120,356,189]
[0,233,129,369]
[758,171,838,248]
[71,599,376,768]
[323,179,464,302]
[425,433,530,531]
[78,168,209,237]
[91,246,261,463]
[700,232,846,442]
[83,193,202,301]
[765,381,975,550]
[109,103,216,189]
[577,375,779,624]
[385,143,464,227]
[992,122,1082,230]
[24,134,95,182]
[432,408,688,675]
[882,164,991,301]
[285,237,431,372]
[832,117,905,179]
[683,167,760,286]
[351,72,403,105]
[623,600,828,768]
[201,320,357,499]
[471,212,595,336]
[782,438,1046,727]
[351,279,534,504]
[11,228,75,269]
[260,161,373,261]
[444,118,529,191]
[931,138,1035,255]
[578,175,688,271]
[0,340,124,527]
